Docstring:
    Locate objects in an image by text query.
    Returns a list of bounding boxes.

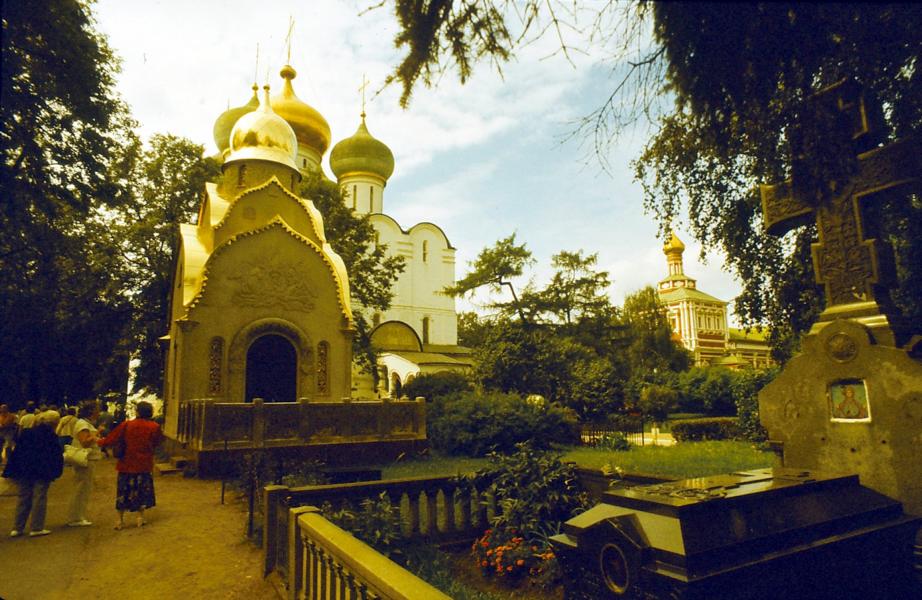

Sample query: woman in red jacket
[98,401,163,529]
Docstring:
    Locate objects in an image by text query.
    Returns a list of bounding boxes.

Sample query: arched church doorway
[245,334,297,402]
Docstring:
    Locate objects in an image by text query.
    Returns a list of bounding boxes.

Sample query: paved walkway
[0,457,278,600]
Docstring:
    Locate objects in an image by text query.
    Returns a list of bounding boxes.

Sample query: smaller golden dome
[271,65,331,157]
[329,114,395,181]
[225,85,299,171]
[663,231,686,254]
[213,85,259,154]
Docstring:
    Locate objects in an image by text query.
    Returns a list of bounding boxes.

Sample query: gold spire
[359,74,370,118]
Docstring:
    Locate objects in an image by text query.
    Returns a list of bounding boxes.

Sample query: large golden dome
[271,65,331,157]
[225,85,299,171]
[213,85,259,155]
[329,115,395,181]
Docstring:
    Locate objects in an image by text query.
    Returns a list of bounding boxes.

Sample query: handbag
[63,444,90,468]
[112,422,128,459]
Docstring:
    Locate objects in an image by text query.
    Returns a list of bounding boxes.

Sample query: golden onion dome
[270,65,331,157]
[213,85,260,154]
[329,114,395,181]
[663,230,686,254]
[225,85,299,171]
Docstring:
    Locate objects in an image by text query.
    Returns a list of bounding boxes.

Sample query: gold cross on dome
[359,74,369,116]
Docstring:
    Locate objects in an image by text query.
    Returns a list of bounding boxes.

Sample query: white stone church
[209,64,471,398]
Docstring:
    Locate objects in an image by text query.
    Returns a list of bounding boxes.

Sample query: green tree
[299,174,405,376]
[637,383,677,425]
[1,0,137,406]
[114,135,220,393]
[621,286,691,376]
[443,234,534,322]
[383,2,922,359]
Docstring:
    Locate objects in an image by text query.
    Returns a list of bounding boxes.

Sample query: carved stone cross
[760,80,920,318]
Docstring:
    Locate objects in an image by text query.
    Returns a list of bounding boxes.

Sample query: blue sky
[93,0,745,321]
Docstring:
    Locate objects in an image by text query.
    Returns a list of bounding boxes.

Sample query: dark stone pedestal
[551,468,919,599]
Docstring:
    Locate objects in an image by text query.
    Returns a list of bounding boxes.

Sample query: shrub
[670,417,742,442]
[322,491,402,555]
[638,383,678,424]
[428,391,579,457]
[467,443,590,589]
[402,370,472,401]
[593,431,631,451]
[733,367,779,442]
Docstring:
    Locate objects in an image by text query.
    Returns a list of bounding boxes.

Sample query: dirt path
[0,457,278,600]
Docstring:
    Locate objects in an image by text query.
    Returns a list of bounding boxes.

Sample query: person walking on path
[98,401,163,529]
[67,401,101,527]
[3,410,64,537]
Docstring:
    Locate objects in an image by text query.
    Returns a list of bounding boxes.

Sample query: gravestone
[757,79,922,515]
[551,81,922,598]
[552,468,918,599]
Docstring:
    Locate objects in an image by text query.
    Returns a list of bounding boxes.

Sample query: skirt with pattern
[116,472,156,512]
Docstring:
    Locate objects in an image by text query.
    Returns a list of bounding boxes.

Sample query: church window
[208,337,224,395]
[237,165,247,187]
[352,185,357,210]
[369,186,374,210]
[302,158,307,167]
[422,317,430,344]
[422,240,429,263]
[317,341,329,395]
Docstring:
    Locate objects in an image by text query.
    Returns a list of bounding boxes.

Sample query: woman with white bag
[66,401,101,527]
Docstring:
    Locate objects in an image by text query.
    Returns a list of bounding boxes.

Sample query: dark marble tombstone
[551,468,919,599]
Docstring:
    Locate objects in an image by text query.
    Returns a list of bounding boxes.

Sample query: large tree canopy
[1,0,137,406]
[383,1,922,359]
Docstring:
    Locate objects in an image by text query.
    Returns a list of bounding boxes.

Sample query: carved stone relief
[229,257,316,312]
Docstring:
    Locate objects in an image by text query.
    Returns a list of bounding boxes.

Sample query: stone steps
[155,455,193,476]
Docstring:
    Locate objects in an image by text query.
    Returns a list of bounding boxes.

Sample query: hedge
[670,417,742,442]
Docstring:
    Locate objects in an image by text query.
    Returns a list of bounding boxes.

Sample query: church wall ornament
[208,336,224,395]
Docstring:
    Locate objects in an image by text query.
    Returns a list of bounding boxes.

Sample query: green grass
[562,441,772,479]
[381,452,489,480]
[381,442,772,481]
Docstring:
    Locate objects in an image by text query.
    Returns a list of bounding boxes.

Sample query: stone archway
[228,318,314,403]
[245,334,296,402]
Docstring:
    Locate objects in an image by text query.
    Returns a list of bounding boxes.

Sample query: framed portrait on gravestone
[828,379,870,421]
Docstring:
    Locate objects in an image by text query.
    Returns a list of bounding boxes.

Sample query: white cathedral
[210,65,471,398]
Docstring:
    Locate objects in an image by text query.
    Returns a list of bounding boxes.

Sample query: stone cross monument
[758,79,922,515]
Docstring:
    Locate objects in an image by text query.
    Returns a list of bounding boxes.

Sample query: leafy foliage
[467,443,589,588]
[384,1,922,357]
[114,135,220,392]
[401,370,472,401]
[670,417,742,442]
[322,492,402,555]
[443,233,534,321]
[622,286,691,375]
[1,0,137,406]
[427,391,579,457]
[635,383,677,424]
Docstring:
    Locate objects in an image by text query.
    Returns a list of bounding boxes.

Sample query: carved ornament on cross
[760,79,920,315]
